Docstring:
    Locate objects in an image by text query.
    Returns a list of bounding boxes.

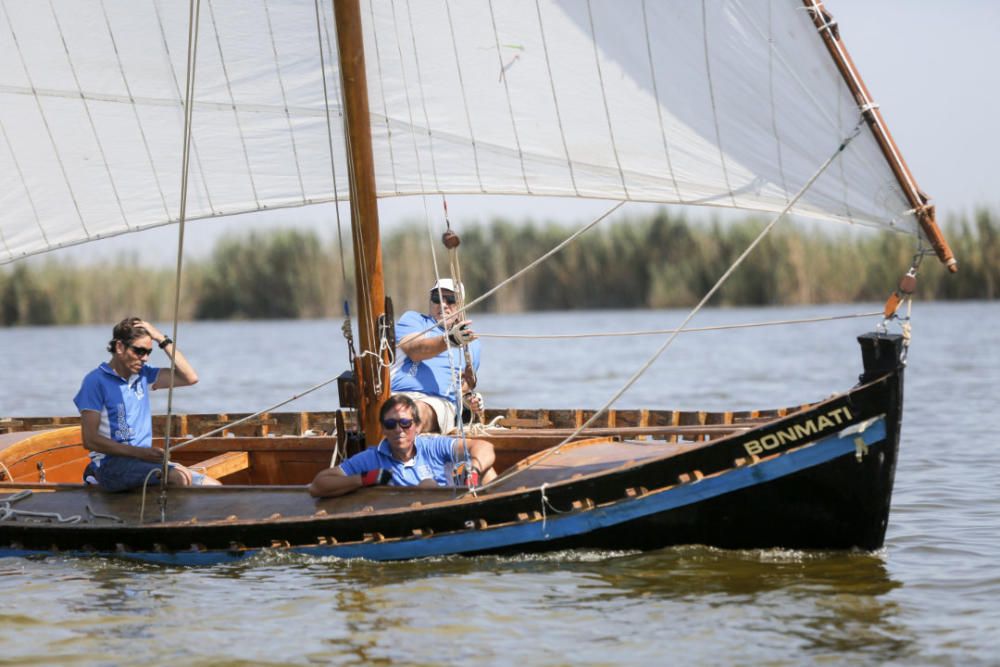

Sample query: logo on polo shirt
[114,403,136,443]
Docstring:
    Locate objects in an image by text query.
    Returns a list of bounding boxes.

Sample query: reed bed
[1,208,996,326]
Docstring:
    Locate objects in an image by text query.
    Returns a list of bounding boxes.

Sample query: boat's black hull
[492,433,898,555]
[0,334,904,563]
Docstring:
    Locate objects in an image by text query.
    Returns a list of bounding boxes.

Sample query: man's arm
[308,467,362,498]
[79,410,163,463]
[398,332,447,363]
[141,320,198,389]
[398,320,477,363]
[309,466,390,498]
[452,438,496,474]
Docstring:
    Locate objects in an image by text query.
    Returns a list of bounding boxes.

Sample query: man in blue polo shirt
[308,394,496,498]
[390,279,483,433]
[73,317,218,492]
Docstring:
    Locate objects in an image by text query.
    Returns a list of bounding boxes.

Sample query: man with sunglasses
[73,317,219,491]
[308,394,495,498]
[390,279,482,433]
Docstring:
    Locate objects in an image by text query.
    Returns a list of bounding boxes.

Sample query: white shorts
[396,392,458,433]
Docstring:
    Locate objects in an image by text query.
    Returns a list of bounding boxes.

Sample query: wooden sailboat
[0,0,955,564]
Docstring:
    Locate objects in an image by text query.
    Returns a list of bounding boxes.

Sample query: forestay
[0,0,919,263]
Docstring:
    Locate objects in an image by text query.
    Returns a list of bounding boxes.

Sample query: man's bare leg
[415,400,441,433]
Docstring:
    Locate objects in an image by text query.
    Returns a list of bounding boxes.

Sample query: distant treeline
[1,207,997,326]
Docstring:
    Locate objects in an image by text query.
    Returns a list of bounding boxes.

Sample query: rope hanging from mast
[478,310,885,340]
[441,198,485,427]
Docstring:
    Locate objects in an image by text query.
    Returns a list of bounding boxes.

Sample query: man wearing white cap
[390,279,482,433]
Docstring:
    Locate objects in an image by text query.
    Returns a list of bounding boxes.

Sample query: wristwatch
[158,337,173,349]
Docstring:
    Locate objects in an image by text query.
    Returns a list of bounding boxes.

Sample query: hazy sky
[44,0,999,265]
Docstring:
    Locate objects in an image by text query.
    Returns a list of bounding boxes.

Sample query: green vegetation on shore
[1,208,997,326]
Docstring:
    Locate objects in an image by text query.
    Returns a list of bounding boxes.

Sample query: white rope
[901,296,913,350]
[0,489,81,524]
[464,417,506,436]
[138,466,162,524]
[159,0,202,521]
[85,505,124,524]
[470,120,866,496]
[391,0,466,437]
[478,311,882,340]
[405,197,623,467]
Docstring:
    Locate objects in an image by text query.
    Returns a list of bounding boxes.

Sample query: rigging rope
[389,0,479,472]
[477,310,883,340]
[395,197,626,484]
[469,119,867,496]
[314,0,355,363]
[138,467,161,524]
[159,0,202,522]
[167,373,343,454]
[442,202,485,428]
[402,200,626,345]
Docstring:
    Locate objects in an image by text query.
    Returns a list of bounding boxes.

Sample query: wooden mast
[334,0,390,442]
[805,0,957,273]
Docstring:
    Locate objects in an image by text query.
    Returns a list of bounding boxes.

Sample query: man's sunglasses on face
[129,345,153,358]
[382,417,415,431]
[430,292,457,305]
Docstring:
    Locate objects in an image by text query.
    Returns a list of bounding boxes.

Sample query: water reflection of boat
[589,547,910,658]
[0,0,954,564]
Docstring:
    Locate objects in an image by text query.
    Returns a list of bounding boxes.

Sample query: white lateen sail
[1,0,925,263]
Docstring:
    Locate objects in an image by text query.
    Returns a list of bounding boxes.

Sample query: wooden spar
[805,0,957,273]
[333,0,390,443]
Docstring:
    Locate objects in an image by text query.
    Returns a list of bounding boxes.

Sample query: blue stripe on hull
[1,419,886,565]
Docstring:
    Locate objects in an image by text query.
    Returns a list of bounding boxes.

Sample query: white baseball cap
[429,278,464,297]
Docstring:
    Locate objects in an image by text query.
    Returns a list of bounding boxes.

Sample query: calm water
[1,302,998,665]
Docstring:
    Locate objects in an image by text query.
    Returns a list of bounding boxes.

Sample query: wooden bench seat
[189,451,250,480]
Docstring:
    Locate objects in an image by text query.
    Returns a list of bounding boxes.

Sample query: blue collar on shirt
[375,438,420,466]
[98,361,142,386]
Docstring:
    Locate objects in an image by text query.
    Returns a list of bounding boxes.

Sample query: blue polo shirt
[339,434,459,486]
[391,311,481,403]
[73,362,160,467]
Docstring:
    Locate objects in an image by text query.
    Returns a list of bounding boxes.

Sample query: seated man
[390,279,482,433]
[308,394,496,498]
[73,317,220,492]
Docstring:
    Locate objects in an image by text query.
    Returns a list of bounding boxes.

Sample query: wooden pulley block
[898,272,917,295]
[442,230,461,248]
[882,270,917,318]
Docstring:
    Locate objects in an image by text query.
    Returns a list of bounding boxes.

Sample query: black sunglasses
[430,292,457,305]
[382,417,415,431]
[129,344,153,358]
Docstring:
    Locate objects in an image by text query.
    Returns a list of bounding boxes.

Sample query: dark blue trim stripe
[0,419,886,565]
